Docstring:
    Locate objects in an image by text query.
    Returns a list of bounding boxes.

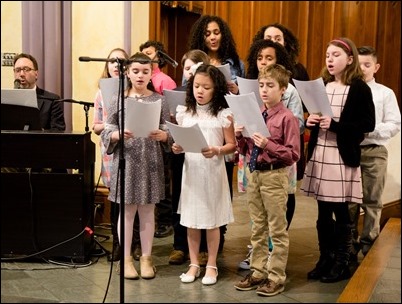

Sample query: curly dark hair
[246,39,294,79]
[187,15,242,74]
[185,64,228,117]
[139,40,168,68]
[253,23,300,65]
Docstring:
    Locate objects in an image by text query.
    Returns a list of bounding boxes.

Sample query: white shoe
[202,265,218,285]
[238,245,253,270]
[180,264,200,283]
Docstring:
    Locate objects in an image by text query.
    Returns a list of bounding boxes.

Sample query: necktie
[249,110,268,173]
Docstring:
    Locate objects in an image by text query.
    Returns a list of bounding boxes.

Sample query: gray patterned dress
[101,92,170,205]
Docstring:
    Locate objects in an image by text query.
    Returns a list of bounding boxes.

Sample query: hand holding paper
[125,99,162,137]
[166,121,208,153]
[225,92,270,138]
[292,78,333,117]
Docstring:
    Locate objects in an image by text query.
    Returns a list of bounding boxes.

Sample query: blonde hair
[258,64,291,89]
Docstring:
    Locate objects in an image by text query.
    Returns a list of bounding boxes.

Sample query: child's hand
[149,130,167,142]
[201,146,219,158]
[172,143,183,154]
[306,114,321,127]
[251,132,267,149]
[234,124,244,136]
[227,81,239,94]
[319,115,331,130]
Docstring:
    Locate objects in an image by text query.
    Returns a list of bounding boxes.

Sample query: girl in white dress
[171,64,236,285]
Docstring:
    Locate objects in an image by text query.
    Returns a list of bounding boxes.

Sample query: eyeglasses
[14,67,35,73]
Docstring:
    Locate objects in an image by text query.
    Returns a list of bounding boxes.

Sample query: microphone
[14,79,21,89]
[56,98,94,107]
[157,50,178,68]
[79,56,127,63]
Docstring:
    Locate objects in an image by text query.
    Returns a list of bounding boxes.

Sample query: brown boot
[140,256,156,279]
[124,256,139,280]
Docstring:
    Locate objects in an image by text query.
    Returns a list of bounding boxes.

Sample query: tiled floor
[1,183,400,303]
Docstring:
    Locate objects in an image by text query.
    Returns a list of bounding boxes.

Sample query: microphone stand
[56,99,94,132]
[78,56,126,303]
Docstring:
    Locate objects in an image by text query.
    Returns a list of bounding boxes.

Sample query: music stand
[1,89,41,131]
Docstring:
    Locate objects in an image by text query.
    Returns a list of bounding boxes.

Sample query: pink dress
[301,84,363,204]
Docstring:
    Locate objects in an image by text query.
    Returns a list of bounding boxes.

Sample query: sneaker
[234,272,265,291]
[154,225,173,238]
[169,250,187,265]
[256,279,285,297]
[238,245,252,270]
[198,251,208,267]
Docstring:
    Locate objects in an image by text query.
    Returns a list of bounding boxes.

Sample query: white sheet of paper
[125,99,161,137]
[236,76,263,106]
[225,92,270,138]
[163,89,186,115]
[216,63,232,82]
[166,121,208,153]
[1,89,38,108]
[99,78,127,109]
[292,78,334,117]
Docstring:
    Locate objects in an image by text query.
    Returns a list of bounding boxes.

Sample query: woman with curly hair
[187,15,245,95]
[253,23,309,82]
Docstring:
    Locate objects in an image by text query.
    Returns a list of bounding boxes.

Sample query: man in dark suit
[13,53,65,131]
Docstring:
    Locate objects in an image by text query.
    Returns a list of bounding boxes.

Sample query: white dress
[176,104,235,229]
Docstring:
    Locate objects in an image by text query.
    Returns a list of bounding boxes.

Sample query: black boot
[307,219,335,280]
[307,250,335,280]
[320,261,351,283]
[108,201,121,262]
[320,223,353,283]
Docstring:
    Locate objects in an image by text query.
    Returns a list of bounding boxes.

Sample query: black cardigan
[306,78,375,167]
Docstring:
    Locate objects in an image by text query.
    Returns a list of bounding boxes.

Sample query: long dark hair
[246,39,294,79]
[185,64,228,117]
[187,15,242,74]
[253,23,300,64]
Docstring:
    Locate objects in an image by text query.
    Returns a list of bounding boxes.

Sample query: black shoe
[307,255,334,280]
[107,243,121,262]
[320,263,351,283]
[154,225,173,238]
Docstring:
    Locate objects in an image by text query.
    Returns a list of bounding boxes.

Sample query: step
[337,217,401,303]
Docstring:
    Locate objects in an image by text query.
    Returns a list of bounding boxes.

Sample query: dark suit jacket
[36,87,66,131]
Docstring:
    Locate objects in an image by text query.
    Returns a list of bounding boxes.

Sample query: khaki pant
[246,166,289,285]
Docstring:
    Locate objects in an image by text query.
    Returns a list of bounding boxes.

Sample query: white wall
[383,132,401,204]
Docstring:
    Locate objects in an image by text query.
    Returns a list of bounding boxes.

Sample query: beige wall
[73,1,149,184]
[1,1,400,203]
[1,1,22,88]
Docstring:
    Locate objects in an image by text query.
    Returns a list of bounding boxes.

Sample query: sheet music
[292,78,334,117]
[1,89,38,108]
[163,89,186,115]
[225,92,270,138]
[236,76,263,106]
[166,121,208,153]
[99,78,127,109]
[216,63,232,82]
[126,99,161,137]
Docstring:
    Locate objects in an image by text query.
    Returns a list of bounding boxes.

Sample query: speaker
[1,172,94,262]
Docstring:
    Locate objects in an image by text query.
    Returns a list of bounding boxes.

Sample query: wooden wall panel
[376,1,401,102]
[151,1,400,105]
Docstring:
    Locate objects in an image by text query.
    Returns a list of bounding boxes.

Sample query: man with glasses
[13,53,65,131]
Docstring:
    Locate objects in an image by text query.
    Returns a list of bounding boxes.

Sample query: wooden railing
[337,217,401,303]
